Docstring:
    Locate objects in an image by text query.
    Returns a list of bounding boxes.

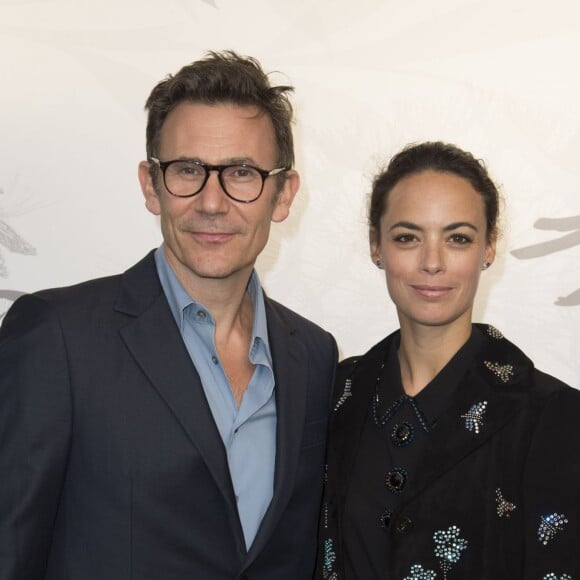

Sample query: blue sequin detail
[461,401,487,434]
[433,525,468,578]
[403,563,437,580]
[373,393,429,432]
[322,538,337,579]
[538,513,569,545]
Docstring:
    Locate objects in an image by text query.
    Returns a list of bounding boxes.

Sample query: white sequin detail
[334,378,352,411]
[484,361,514,383]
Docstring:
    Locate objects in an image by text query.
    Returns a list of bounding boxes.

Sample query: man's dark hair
[145,50,295,173]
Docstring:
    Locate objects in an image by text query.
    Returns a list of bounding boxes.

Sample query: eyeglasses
[149,157,289,203]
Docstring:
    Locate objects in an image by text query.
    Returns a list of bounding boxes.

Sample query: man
[0,51,336,579]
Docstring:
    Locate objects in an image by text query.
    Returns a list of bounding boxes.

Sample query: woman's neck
[397,319,472,397]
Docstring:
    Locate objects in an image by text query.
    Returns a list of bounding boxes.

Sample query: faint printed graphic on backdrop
[511,215,580,306]
[0,186,36,323]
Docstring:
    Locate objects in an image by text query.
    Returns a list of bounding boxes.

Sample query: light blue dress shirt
[154,247,276,550]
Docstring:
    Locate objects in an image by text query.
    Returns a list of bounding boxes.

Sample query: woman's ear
[484,227,498,267]
[369,227,382,266]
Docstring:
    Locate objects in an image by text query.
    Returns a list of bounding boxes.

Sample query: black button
[379,509,393,529]
[394,515,413,534]
[391,421,415,447]
[385,467,408,495]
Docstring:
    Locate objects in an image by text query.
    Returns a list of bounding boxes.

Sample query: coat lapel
[115,253,239,522]
[245,298,309,563]
[401,324,536,505]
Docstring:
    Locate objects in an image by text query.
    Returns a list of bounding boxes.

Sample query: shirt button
[211,355,218,365]
[394,515,413,534]
[196,309,206,319]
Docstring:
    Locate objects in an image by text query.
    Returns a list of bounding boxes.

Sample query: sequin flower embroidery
[461,401,488,434]
[433,525,468,579]
[543,574,572,580]
[334,378,352,411]
[496,488,516,518]
[403,563,437,580]
[537,513,569,546]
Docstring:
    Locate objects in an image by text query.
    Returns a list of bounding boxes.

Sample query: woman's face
[370,170,496,331]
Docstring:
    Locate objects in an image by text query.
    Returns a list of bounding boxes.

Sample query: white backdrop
[1,0,579,386]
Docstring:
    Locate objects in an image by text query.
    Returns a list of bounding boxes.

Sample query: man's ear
[272,170,300,223]
[138,160,161,216]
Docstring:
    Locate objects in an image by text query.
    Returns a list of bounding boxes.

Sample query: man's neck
[165,255,255,334]
[166,256,258,407]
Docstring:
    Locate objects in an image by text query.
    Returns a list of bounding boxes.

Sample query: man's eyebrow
[226,156,256,165]
[173,156,258,165]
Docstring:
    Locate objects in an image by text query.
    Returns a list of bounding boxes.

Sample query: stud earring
[482,261,491,270]
[375,259,383,269]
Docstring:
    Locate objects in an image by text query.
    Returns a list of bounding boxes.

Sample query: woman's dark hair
[369,141,500,242]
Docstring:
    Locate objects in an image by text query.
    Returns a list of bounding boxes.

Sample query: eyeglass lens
[164,161,264,200]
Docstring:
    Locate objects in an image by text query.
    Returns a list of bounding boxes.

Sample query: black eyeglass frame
[149,157,289,203]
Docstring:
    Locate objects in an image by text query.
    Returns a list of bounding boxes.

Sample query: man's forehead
[157,101,277,162]
[164,101,267,124]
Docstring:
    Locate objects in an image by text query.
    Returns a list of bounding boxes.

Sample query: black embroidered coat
[319,324,580,580]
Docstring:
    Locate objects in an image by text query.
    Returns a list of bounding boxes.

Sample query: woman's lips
[411,285,453,299]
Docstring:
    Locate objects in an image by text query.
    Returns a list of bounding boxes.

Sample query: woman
[319,142,579,579]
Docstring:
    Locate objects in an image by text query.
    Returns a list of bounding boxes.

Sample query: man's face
[139,102,298,292]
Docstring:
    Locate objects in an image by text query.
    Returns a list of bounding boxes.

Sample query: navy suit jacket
[0,251,337,580]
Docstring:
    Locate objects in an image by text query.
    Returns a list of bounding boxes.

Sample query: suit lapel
[115,253,239,520]
[245,298,309,562]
